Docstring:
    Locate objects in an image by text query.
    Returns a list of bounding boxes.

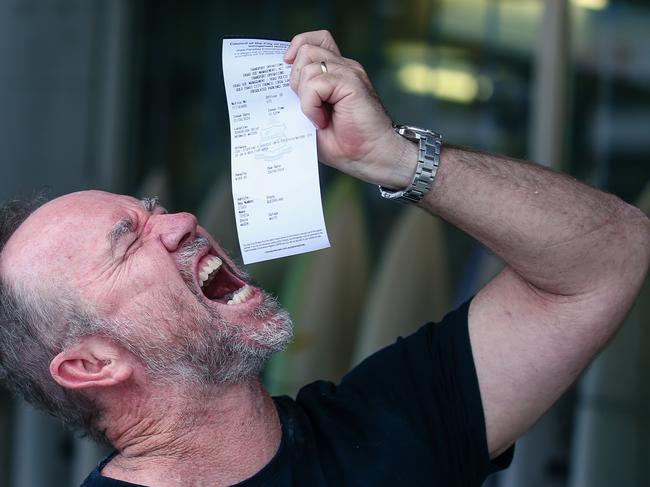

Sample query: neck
[101,378,281,487]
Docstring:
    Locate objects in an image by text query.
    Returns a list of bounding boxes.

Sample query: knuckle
[318,29,333,40]
[347,59,363,70]
[296,43,313,57]
[300,63,314,81]
[344,59,369,81]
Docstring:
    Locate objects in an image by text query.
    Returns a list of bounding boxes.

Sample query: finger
[297,60,333,90]
[289,44,345,92]
[299,76,335,130]
[299,69,360,129]
[296,63,338,129]
[284,30,341,64]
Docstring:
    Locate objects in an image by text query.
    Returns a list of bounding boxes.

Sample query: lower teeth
[227,284,250,305]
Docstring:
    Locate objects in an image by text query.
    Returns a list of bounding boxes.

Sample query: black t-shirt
[81,300,513,486]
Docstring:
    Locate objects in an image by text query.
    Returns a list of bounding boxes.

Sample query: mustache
[177,236,210,295]
[177,236,210,267]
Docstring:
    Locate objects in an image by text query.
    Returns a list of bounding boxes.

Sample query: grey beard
[161,293,292,386]
[177,236,210,268]
[118,236,293,386]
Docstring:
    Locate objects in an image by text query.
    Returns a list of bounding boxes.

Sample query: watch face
[396,126,419,141]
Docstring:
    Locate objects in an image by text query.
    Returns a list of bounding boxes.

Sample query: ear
[49,336,133,390]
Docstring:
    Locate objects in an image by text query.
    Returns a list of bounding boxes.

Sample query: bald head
[2,191,142,302]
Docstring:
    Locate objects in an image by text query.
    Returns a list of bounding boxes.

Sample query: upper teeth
[227,284,252,305]
[199,255,222,288]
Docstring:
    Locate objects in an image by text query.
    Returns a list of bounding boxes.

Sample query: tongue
[203,267,243,301]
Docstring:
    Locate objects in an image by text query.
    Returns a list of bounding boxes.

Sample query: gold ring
[320,61,328,74]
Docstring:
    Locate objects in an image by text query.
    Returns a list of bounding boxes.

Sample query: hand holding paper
[284,30,415,190]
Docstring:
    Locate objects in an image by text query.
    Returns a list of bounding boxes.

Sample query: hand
[284,30,416,189]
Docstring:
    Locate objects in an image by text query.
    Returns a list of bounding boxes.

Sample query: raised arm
[286,30,650,457]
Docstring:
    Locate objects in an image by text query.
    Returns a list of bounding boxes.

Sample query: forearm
[399,142,650,299]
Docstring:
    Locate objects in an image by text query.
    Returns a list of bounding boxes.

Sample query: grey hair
[0,194,108,443]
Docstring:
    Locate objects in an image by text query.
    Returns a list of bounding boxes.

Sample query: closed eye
[109,217,137,255]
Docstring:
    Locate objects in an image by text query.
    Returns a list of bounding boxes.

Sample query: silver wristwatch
[379,125,442,204]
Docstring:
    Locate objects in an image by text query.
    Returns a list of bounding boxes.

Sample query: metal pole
[528,0,570,170]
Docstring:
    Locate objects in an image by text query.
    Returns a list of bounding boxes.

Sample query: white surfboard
[265,175,370,396]
[352,205,449,365]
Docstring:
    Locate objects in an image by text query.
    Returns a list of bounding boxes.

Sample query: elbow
[579,202,649,345]
[625,203,649,270]
[611,202,650,298]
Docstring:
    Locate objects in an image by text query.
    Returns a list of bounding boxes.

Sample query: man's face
[0,190,291,385]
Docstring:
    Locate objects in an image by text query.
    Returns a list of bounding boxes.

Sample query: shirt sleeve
[296,299,513,486]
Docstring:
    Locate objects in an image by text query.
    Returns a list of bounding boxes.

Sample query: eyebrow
[140,196,159,212]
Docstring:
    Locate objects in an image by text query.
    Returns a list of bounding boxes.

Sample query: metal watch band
[379,125,442,204]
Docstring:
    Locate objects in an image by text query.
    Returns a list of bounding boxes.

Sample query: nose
[152,212,198,252]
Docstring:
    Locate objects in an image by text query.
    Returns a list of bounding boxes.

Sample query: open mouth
[197,253,253,305]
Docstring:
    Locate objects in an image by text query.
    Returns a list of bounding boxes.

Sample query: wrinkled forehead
[0,190,140,286]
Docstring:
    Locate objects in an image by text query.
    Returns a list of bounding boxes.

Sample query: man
[0,30,648,487]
